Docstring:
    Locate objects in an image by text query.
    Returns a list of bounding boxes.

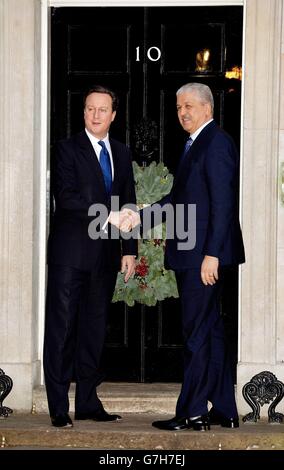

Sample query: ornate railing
[0,369,13,418]
[242,371,284,423]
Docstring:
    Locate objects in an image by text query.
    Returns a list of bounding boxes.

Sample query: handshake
[108,208,141,232]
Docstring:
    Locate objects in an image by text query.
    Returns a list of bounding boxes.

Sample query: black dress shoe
[75,409,122,422]
[51,414,73,428]
[152,415,210,432]
[209,408,239,428]
[187,415,210,431]
[152,416,189,431]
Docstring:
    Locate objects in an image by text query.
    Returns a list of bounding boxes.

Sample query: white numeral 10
[136,46,161,62]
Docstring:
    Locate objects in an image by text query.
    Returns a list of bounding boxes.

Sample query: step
[32,383,180,414]
[1,412,284,451]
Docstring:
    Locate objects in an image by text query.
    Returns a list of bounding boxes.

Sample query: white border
[38,0,50,383]
[39,0,245,383]
[49,0,243,6]
[238,0,246,362]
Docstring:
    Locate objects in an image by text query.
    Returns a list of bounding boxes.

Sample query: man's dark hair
[83,85,119,111]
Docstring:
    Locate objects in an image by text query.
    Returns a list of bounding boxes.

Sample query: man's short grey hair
[176,83,214,114]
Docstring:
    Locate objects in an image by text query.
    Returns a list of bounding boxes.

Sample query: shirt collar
[85,128,109,146]
[190,118,213,142]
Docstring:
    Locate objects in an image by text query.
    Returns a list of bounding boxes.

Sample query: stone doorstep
[32,383,180,414]
[1,413,284,451]
[25,382,284,451]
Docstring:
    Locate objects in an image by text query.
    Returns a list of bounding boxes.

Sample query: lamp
[195,48,212,73]
[225,66,242,80]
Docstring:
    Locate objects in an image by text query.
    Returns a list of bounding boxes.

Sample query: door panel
[51,5,243,382]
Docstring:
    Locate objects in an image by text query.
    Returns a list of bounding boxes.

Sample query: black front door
[51,5,243,383]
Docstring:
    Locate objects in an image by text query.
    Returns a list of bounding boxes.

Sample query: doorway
[50,5,243,382]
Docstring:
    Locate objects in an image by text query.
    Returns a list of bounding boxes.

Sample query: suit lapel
[76,132,124,198]
[187,120,218,163]
[76,130,107,196]
[109,138,120,195]
[173,120,218,190]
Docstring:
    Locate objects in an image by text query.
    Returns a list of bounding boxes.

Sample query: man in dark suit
[44,85,137,428]
[115,82,245,431]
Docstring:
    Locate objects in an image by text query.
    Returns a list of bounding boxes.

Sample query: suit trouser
[43,264,117,417]
[175,268,238,419]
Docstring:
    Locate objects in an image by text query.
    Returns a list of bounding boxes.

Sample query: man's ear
[205,102,212,117]
[111,110,117,122]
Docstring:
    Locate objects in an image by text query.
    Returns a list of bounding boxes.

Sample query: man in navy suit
[44,85,137,427]
[116,83,245,431]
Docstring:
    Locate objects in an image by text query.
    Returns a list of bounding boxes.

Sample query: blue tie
[98,140,112,195]
[183,136,193,157]
[179,136,193,165]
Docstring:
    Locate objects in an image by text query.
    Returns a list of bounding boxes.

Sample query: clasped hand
[108,208,141,232]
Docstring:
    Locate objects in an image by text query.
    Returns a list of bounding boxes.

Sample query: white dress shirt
[85,128,114,179]
[190,118,213,142]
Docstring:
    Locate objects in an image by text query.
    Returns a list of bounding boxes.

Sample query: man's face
[176,91,211,134]
[84,92,116,139]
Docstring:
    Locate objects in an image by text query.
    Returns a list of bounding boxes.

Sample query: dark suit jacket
[143,120,245,269]
[47,130,137,272]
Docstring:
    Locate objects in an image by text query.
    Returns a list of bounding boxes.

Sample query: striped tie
[180,136,193,164]
[183,136,193,157]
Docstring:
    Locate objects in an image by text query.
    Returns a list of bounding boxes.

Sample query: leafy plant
[112,161,178,307]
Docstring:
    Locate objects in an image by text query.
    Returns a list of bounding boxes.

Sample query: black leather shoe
[75,409,122,422]
[187,415,210,431]
[51,414,73,428]
[152,416,189,431]
[209,408,239,428]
